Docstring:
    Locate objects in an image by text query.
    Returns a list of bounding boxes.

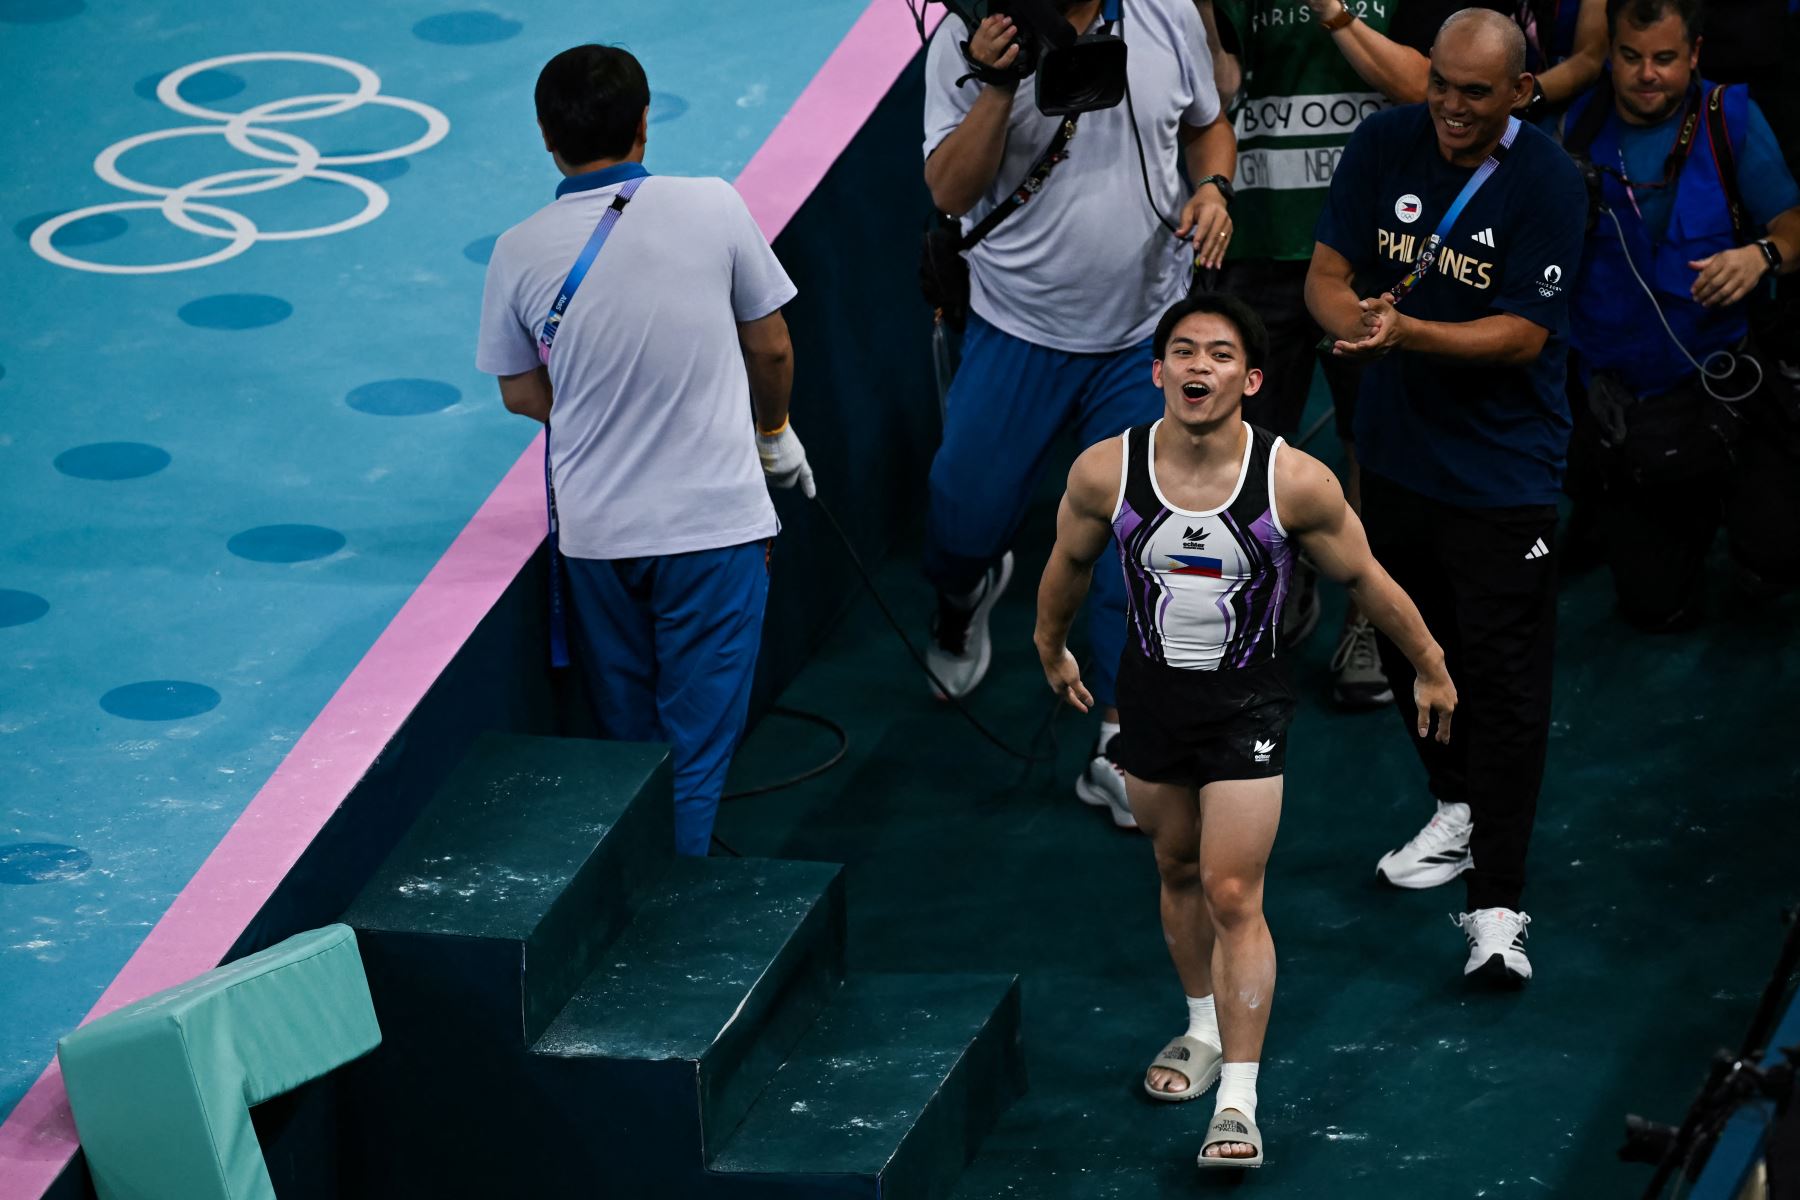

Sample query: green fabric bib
[1218,0,1397,261]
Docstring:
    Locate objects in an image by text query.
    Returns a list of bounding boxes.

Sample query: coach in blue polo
[1305,9,1586,989]
[477,44,814,856]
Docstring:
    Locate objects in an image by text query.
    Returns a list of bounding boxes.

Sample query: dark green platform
[339,732,1024,1199]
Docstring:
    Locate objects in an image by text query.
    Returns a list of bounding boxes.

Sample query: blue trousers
[563,542,769,856]
[923,312,1165,708]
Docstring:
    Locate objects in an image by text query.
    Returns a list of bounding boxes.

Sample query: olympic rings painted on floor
[30,51,449,275]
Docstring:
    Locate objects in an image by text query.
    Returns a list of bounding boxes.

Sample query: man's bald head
[1434,7,1527,78]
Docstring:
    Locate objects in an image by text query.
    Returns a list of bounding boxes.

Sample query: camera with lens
[943,0,1128,115]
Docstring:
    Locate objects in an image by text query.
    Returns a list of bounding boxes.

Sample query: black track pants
[1360,471,1559,912]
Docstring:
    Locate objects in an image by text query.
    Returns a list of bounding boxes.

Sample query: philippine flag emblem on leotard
[1169,554,1223,578]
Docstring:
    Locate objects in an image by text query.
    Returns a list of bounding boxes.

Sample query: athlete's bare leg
[1197,774,1283,1159]
[1128,774,1214,1094]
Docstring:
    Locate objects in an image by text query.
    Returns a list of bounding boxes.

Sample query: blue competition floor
[0,0,871,1121]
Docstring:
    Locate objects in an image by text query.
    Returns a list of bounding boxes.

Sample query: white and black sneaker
[1375,800,1473,888]
[925,552,1013,700]
[1452,907,1533,986]
[1328,614,1393,709]
[1074,748,1136,829]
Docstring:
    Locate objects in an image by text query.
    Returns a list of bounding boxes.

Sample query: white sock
[1185,994,1220,1050]
[1097,720,1121,754]
[1214,1061,1260,1123]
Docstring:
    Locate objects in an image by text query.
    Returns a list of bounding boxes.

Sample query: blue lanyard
[538,174,645,364]
[1389,116,1520,304]
[539,174,645,667]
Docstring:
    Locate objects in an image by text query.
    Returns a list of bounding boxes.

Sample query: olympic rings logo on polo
[29,52,450,275]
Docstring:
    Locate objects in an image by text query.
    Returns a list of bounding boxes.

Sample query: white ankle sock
[1097,720,1121,753]
[1214,1062,1259,1123]
[1184,994,1220,1049]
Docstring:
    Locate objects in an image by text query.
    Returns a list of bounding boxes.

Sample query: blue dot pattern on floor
[463,235,497,265]
[411,11,522,44]
[14,210,127,247]
[0,0,84,22]
[99,680,221,721]
[132,67,243,103]
[227,525,347,563]
[177,294,293,330]
[0,0,876,1126]
[0,590,50,627]
[0,844,93,885]
[346,378,460,416]
[53,442,172,480]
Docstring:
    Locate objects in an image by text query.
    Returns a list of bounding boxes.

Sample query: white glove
[756,421,816,498]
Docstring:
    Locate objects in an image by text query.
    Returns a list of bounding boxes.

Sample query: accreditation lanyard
[538,172,645,667]
[1388,116,1521,304]
[1613,88,1703,225]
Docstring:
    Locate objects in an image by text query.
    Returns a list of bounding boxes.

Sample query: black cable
[721,706,849,800]
[906,0,931,45]
[810,491,1063,764]
[1117,12,1208,290]
[1121,68,1182,238]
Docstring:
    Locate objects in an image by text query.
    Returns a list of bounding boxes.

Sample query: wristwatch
[1322,3,1356,31]
[1196,174,1235,205]
[1755,237,1784,274]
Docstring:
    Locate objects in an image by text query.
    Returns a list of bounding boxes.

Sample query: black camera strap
[1702,84,1751,244]
[956,114,1081,252]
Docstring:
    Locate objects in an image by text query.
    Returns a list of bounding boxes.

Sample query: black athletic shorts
[1110,651,1296,788]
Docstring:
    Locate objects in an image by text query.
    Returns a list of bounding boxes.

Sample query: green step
[344,732,673,1042]
[710,973,1026,1200]
[532,855,847,1154]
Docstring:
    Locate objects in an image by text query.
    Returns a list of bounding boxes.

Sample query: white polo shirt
[477,168,795,560]
[923,0,1220,354]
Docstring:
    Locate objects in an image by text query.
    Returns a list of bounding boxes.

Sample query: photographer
[1562,0,1800,630]
[920,0,1235,830]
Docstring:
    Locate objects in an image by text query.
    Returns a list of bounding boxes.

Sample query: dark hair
[1608,0,1703,43]
[535,45,650,165]
[1152,293,1269,370]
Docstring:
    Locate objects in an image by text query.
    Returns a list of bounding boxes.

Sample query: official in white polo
[477,44,814,856]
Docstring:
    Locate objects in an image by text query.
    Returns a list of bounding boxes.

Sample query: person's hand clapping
[1331,292,1409,360]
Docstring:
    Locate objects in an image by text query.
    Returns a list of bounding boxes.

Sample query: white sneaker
[1375,800,1472,888]
[1074,750,1136,829]
[924,552,1013,700]
[1452,908,1533,986]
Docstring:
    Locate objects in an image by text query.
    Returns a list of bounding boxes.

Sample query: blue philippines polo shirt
[1315,104,1588,508]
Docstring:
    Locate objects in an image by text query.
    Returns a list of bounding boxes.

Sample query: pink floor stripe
[0,2,935,1192]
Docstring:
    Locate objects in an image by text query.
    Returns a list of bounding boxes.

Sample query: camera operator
[1560,0,1800,630]
[1305,9,1587,987]
[920,0,1235,831]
